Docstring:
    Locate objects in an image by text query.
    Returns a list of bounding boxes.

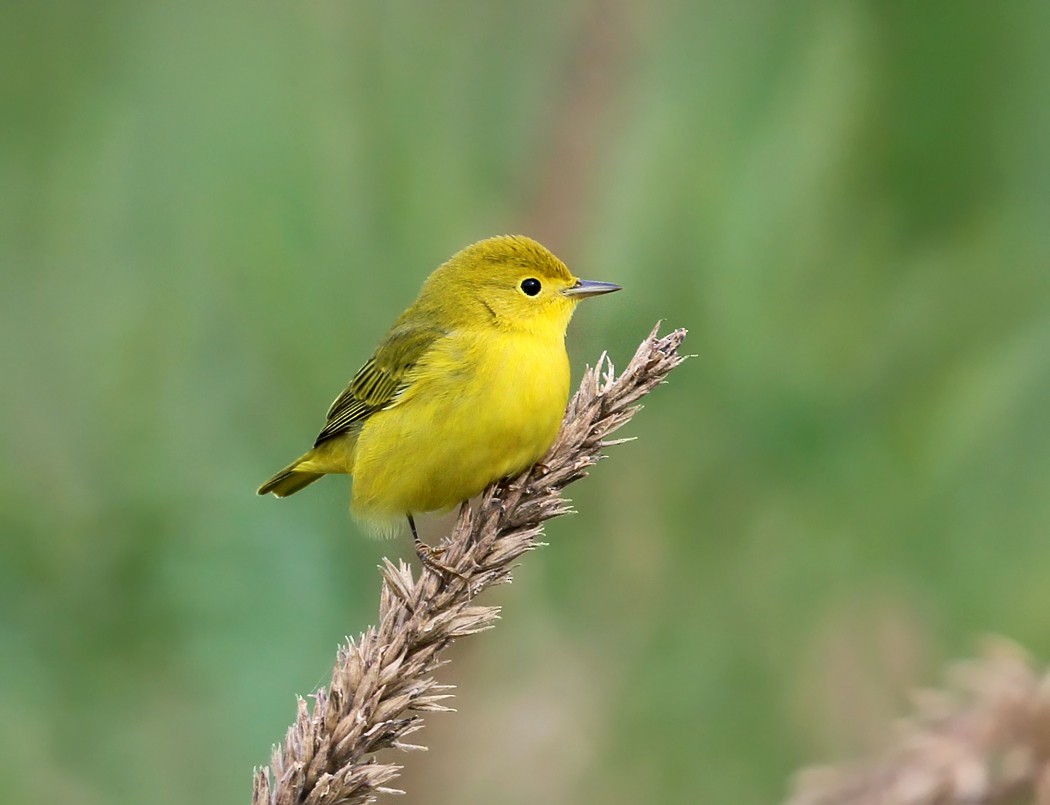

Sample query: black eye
[520,278,541,296]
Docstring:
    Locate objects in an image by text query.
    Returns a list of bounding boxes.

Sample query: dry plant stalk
[788,640,1050,805]
[252,323,688,805]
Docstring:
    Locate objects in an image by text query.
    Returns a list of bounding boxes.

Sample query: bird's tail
[257,458,324,497]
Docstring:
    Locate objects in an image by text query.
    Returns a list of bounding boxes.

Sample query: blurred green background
[3,2,1049,803]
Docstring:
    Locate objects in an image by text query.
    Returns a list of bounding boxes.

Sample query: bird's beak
[562,279,622,298]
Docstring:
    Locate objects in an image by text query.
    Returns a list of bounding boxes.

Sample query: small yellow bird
[258,235,620,562]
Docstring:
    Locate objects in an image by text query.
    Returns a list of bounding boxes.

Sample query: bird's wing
[314,321,444,446]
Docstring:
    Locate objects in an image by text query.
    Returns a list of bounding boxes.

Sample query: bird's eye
[520,278,541,296]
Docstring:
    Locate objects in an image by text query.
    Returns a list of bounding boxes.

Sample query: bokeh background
[3,2,1049,803]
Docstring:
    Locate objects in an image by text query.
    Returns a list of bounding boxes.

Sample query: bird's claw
[414,539,468,582]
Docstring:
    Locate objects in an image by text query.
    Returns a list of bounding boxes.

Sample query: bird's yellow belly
[349,331,568,531]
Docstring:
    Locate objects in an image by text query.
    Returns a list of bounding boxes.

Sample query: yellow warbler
[258,235,620,559]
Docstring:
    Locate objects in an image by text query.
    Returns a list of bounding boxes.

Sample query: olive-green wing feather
[314,321,444,446]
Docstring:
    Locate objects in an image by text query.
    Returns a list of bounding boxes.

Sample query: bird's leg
[407,513,465,581]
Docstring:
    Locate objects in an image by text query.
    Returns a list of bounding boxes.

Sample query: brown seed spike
[253,324,688,805]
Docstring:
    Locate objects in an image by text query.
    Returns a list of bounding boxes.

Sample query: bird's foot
[406,513,467,582]
[414,539,468,582]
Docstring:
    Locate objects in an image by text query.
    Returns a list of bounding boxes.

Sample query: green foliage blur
[3,3,1048,803]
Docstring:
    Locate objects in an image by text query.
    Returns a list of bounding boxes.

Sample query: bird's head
[423,235,620,336]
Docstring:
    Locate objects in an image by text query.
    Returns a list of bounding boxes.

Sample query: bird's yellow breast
[349,327,570,532]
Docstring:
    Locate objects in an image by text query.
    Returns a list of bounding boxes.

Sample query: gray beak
[562,279,622,298]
